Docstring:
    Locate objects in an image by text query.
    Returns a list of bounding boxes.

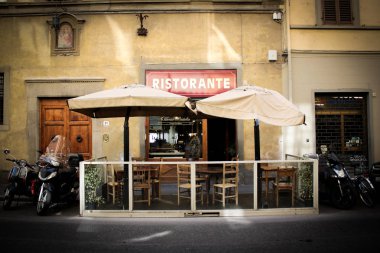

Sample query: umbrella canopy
[195,85,305,126]
[68,84,192,209]
[68,84,191,118]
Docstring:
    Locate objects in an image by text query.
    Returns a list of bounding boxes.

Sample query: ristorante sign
[146,69,237,97]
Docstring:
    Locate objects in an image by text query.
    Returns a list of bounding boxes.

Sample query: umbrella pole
[254,119,265,207]
[123,109,131,209]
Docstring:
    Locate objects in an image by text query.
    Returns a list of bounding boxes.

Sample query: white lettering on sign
[151,78,231,90]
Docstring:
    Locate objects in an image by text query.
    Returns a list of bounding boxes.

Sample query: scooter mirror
[3,149,10,155]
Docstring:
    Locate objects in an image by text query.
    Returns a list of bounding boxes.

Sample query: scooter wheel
[2,185,14,210]
[37,189,51,216]
[357,178,376,208]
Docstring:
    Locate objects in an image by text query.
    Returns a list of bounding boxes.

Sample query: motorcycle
[318,145,376,209]
[36,135,83,215]
[2,149,40,210]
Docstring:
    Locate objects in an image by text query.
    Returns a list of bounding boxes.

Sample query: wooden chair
[106,164,123,205]
[213,161,239,207]
[272,166,297,207]
[177,164,204,206]
[147,157,162,199]
[132,164,151,206]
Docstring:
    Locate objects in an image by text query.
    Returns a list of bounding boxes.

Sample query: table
[260,164,278,204]
[197,167,223,195]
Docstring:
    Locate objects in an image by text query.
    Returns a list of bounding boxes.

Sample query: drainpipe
[285,0,293,102]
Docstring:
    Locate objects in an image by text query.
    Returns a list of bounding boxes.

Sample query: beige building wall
[0,2,285,169]
[285,0,380,162]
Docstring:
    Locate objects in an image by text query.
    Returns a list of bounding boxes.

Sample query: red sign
[145,69,237,97]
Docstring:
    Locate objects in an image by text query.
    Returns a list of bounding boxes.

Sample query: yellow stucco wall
[0,10,284,167]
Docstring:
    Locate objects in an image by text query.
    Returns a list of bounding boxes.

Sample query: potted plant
[298,162,313,206]
[84,164,105,209]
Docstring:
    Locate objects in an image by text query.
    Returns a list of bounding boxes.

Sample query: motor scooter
[2,149,40,210]
[318,145,356,209]
[36,135,83,215]
[318,145,376,208]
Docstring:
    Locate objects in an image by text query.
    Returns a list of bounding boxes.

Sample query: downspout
[285,0,293,102]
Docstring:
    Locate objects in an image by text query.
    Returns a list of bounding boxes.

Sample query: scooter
[2,149,40,210]
[36,135,83,215]
[318,146,356,209]
[319,145,376,209]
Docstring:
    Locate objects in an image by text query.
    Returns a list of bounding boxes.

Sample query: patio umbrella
[68,84,192,208]
[194,85,305,159]
[194,85,305,208]
[195,85,305,126]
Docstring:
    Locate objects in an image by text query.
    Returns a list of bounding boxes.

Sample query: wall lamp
[52,15,60,31]
[136,13,149,36]
[272,10,283,23]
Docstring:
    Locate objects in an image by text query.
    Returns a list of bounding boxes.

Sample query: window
[47,13,85,56]
[315,92,369,174]
[148,116,203,159]
[317,0,359,26]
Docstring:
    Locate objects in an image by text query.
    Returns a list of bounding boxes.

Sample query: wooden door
[40,98,92,160]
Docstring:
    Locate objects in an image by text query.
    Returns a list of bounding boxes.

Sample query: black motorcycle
[2,149,40,210]
[319,149,375,209]
[319,151,356,209]
[36,135,83,215]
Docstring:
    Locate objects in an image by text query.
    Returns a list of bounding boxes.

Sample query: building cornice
[0,1,283,17]
[290,25,380,31]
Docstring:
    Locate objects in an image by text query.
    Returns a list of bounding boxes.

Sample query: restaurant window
[147,116,203,159]
[317,0,358,26]
[315,92,368,175]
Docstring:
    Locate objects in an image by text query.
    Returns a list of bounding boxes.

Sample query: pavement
[0,170,8,200]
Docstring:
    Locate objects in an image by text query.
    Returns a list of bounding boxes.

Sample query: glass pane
[149,116,203,159]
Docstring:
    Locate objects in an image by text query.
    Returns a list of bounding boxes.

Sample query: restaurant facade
[0,0,287,165]
[1,0,379,216]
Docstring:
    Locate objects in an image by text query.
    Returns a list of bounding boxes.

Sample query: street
[1,201,380,252]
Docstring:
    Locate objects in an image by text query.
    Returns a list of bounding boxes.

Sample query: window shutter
[323,0,337,24]
[338,0,353,23]
[322,0,353,25]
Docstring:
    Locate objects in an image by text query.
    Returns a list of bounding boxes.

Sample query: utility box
[268,50,277,61]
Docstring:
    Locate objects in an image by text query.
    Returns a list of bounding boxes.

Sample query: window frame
[316,0,360,26]
[47,13,85,56]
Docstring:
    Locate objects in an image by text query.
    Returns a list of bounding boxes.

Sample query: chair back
[106,164,116,183]
[177,164,191,185]
[276,167,296,184]
[133,164,150,187]
[222,161,239,185]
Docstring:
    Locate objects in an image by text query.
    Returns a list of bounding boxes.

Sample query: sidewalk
[0,170,8,200]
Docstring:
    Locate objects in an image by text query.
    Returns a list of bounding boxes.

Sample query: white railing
[79,156,318,217]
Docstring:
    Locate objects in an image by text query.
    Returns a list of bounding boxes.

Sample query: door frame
[25,78,104,161]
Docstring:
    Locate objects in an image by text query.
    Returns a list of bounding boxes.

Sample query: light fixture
[52,15,60,31]
[272,10,283,23]
[136,13,149,36]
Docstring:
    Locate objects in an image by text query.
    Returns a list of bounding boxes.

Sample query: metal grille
[315,92,368,171]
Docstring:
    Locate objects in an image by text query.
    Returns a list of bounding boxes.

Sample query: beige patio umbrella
[194,85,305,160]
[195,85,305,126]
[68,84,191,118]
[194,85,305,208]
[68,84,192,208]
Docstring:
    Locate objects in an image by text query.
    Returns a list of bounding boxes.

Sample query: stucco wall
[0,11,284,168]
[290,54,380,163]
